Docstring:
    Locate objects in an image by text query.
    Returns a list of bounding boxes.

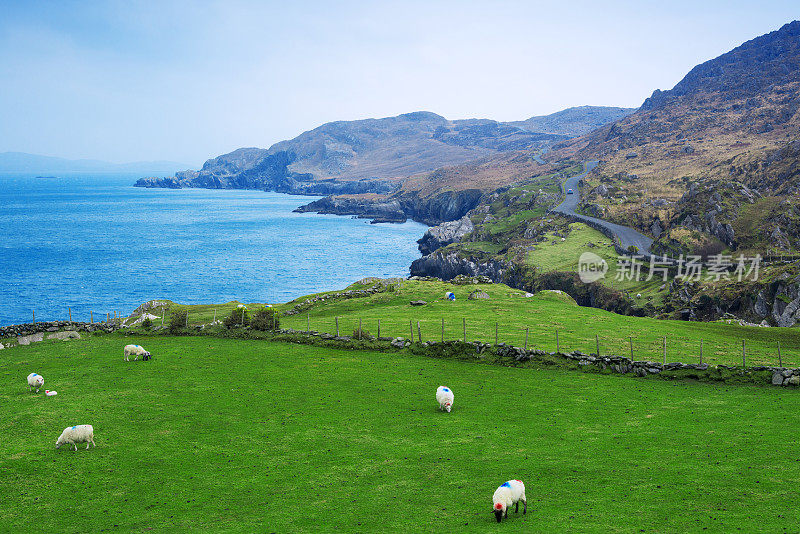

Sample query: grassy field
[2,334,799,532]
[524,222,667,303]
[274,280,800,368]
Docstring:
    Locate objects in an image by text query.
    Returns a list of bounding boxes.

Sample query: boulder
[650,219,663,238]
[772,372,785,385]
[17,333,44,346]
[391,337,406,348]
[410,300,427,306]
[47,330,81,341]
[468,290,490,300]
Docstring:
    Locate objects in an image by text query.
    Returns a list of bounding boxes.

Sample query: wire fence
[289,314,800,369]
[6,306,798,369]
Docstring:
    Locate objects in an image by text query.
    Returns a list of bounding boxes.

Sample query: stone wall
[0,320,123,340]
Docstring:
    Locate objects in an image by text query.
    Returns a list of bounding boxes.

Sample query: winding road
[551,161,654,254]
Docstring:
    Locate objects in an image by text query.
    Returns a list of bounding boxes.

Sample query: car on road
[567,188,574,194]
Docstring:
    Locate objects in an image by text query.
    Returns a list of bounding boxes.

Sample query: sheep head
[444,402,452,412]
[494,502,504,522]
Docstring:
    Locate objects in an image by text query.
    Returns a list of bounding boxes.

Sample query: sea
[0,173,427,327]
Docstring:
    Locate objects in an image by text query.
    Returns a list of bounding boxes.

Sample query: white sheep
[27,373,44,393]
[492,479,527,523]
[436,386,454,412]
[56,425,96,451]
[636,293,642,299]
[123,344,151,362]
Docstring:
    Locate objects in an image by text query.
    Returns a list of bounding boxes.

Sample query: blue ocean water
[0,174,426,326]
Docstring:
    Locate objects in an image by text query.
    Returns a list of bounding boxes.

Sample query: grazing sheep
[27,373,44,393]
[436,386,454,412]
[492,479,527,523]
[56,425,96,451]
[636,293,642,299]
[123,344,151,362]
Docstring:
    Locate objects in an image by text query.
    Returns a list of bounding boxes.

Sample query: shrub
[351,327,373,340]
[142,317,152,330]
[169,308,187,334]
[223,307,250,329]
[251,306,280,331]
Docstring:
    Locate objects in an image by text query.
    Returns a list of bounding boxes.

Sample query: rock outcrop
[417,216,474,255]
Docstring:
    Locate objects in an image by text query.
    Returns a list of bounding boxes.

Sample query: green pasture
[1,335,798,532]
[276,280,800,368]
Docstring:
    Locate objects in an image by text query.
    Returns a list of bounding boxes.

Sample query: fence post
[68,307,72,322]
[107,312,110,324]
[463,318,466,343]
[495,322,498,346]
[524,327,529,350]
[33,310,35,325]
[663,337,666,364]
[336,317,339,337]
[91,311,93,324]
[556,329,560,354]
[213,308,217,323]
[359,318,362,340]
[307,312,310,332]
[629,336,633,360]
[161,308,164,327]
[409,320,414,343]
[595,334,600,358]
[417,321,422,343]
[441,318,444,342]
[377,319,381,339]
[742,339,746,368]
[700,339,703,364]
[190,311,192,328]
[778,340,782,367]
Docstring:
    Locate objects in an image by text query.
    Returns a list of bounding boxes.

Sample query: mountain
[135,107,628,195]
[401,21,800,326]
[555,20,800,257]
[0,152,190,174]
[509,106,635,137]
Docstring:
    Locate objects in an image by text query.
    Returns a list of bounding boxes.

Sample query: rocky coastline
[293,188,484,226]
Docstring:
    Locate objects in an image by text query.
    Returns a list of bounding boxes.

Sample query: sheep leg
[515,501,519,513]
[522,498,527,515]
[90,438,96,448]
[73,443,77,451]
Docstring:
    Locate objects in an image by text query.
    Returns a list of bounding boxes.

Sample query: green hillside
[3,335,799,532]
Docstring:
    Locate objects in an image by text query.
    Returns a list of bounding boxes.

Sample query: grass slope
[277,280,800,368]
[2,335,799,532]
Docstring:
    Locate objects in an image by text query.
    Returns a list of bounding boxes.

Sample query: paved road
[551,161,654,254]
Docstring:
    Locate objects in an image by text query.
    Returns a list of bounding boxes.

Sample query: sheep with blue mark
[56,425,96,451]
[123,344,151,362]
[436,386,454,412]
[27,372,44,393]
[492,479,526,522]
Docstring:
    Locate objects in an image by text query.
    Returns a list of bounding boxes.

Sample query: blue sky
[1,0,797,166]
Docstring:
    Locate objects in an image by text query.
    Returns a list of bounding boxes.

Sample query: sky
[1,0,798,167]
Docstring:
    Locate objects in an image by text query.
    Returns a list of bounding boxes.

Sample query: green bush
[142,317,152,330]
[169,308,187,334]
[223,307,250,329]
[251,306,280,331]
[351,327,372,340]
